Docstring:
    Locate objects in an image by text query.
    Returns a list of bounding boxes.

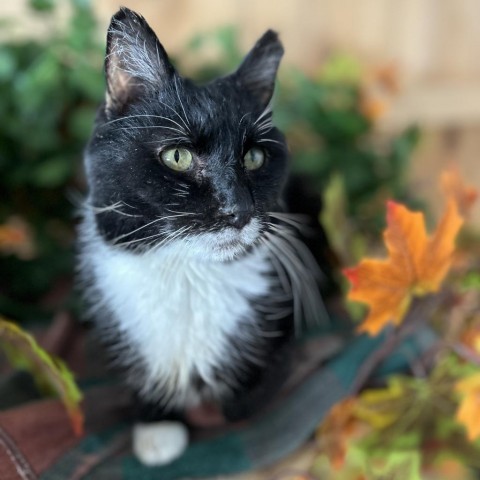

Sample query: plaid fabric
[0,314,436,480]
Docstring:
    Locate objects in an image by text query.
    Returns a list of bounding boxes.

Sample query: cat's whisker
[256,123,273,134]
[261,226,329,334]
[269,224,324,282]
[115,125,188,137]
[164,208,196,216]
[111,212,195,245]
[157,99,191,133]
[151,224,192,251]
[257,138,283,146]
[111,217,166,243]
[267,215,310,234]
[253,104,272,126]
[130,224,192,251]
[86,201,141,218]
[116,229,167,247]
[173,76,191,129]
[263,235,304,335]
[238,112,251,126]
[268,211,309,225]
[101,114,187,134]
[144,136,189,146]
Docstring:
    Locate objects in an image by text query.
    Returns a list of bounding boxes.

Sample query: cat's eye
[160,148,193,172]
[243,147,265,171]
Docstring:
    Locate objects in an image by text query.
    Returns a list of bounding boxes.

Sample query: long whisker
[173,76,191,129]
[115,125,188,136]
[257,138,283,146]
[268,211,311,233]
[86,201,141,218]
[101,114,187,133]
[253,104,272,126]
[112,212,195,244]
[157,99,190,132]
[261,222,330,334]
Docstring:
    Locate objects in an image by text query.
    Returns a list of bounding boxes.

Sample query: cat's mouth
[185,217,263,262]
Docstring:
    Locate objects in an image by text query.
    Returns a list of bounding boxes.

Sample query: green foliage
[277,70,419,234]
[460,271,480,291]
[0,315,83,434]
[0,0,103,321]
[1,17,418,322]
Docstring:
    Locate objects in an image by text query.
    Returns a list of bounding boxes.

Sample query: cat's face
[85,8,288,261]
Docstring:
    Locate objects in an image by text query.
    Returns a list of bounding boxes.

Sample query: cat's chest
[90,240,273,402]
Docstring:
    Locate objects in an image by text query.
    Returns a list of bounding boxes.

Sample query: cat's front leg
[133,421,189,466]
[132,398,189,466]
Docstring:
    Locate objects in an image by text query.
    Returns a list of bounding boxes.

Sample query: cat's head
[85,8,288,261]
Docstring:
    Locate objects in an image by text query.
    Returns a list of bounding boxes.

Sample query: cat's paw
[132,421,188,466]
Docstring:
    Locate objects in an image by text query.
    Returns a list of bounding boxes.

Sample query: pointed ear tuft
[105,7,175,113]
[235,30,284,107]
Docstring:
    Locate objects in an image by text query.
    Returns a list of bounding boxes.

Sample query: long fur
[78,8,329,419]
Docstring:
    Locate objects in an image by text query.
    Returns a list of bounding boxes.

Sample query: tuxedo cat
[78,7,334,466]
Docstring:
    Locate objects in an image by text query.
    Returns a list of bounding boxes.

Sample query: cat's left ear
[234,30,284,107]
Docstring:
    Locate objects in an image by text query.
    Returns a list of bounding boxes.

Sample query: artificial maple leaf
[0,317,84,436]
[0,216,35,259]
[344,199,463,335]
[441,166,478,217]
[317,397,367,470]
[455,372,480,441]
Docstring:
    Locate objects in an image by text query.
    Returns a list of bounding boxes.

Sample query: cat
[78,7,335,466]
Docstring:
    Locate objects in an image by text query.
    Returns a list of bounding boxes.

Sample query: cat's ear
[235,30,284,107]
[105,8,176,113]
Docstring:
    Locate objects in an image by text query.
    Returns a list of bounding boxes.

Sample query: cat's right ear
[234,30,284,108]
[105,8,176,114]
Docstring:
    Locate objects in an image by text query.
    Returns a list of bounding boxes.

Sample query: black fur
[80,8,335,424]
[86,8,287,251]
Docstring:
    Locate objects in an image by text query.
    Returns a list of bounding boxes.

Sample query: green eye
[160,148,193,171]
[243,147,265,171]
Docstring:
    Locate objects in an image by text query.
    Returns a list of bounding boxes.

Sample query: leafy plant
[0,0,104,321]
[0,11,419,322]
[0,315,83,435]
[313,168,480,480]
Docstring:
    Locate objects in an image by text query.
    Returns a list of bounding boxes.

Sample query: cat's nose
[220,208,252,229]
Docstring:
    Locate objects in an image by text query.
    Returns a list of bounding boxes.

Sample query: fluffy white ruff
[133,421,188,466]
[81,213,273,406]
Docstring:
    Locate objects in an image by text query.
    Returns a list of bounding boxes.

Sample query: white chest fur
[84,233,273,406]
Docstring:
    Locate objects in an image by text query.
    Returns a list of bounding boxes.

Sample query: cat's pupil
[174,149,180,163]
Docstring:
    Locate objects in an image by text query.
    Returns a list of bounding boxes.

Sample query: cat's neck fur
[80,209,274,407]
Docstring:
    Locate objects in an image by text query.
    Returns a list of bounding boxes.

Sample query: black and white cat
[79,8,334,466]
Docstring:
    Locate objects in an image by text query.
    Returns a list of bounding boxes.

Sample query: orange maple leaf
[455,372,480,441]
[441,166,478,217]
[317,397,364,469]
[344,199,463,336]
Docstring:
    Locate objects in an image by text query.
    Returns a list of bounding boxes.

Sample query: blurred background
[1,0,479,324]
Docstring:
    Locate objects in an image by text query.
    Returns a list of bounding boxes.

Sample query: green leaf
[0,49,16,81]
[28,0,56,12]
[0,316,83,435]
[459,271,480,291]
[320,54,363,85]
[369,450,422,480]
[31,156,72,187]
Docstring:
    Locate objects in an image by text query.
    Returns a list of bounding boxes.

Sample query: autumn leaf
[455,372,480,441]
[0,317,84,436]
[0,216,35,259]
[441,166,478,217]
[344,199,463,335]
[317,397,368,470]
[355,377,407,429]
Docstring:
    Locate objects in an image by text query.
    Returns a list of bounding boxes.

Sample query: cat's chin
[184,217,263,262]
